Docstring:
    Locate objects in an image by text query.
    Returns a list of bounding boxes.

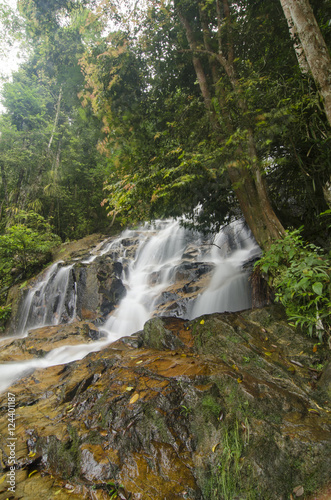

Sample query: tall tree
[279,0,331,127]
[173,0,286,250]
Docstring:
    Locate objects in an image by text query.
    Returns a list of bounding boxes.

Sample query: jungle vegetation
[0,0,330,337]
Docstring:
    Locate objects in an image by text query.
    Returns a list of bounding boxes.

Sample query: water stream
[0,218,260,392]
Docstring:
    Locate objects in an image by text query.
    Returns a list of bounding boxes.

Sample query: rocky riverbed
[0,305,330,499]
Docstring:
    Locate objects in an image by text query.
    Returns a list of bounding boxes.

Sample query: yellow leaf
[264,352,272,356]
[212,443,220,452]
[200,319,205,325]
[0,475,6,484]
[232,364,239,371]
[125,387,134,392]
[308,408,320,415]
[313,345,317,353]
[136,360,143,364]
[28,451,36,458]
[237,378,243,383]
[55,490,62,495]
[129,393,140,404]
[28,470,38,478]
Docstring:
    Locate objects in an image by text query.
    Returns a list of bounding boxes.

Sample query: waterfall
[0,218,260,392]
[16,262,77,335]
[189,221,258,317]
[101,220,201,340]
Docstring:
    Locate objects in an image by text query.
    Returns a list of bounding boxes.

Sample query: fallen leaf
[200,319,205,325]
[290,360,304,367]
[129,393,140,404]
[28,451,36,458]
[237,377,243,383]
[308,408,320,415]
[264,352,272,356]
[293,485,304,497]
[0,475,6,485]
[232,364,239,371]
[313,345,317,353]
[136,360,143,364]
[212,443,220,452]
[125,386,134,392]
[28,470,38,478]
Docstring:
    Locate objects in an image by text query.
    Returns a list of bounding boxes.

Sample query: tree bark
[280,0,331,127]
[279,0,309,73]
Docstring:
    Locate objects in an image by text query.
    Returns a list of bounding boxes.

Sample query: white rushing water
[0,218,260,392]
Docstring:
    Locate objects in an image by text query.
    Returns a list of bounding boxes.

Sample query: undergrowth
[254,228,331,342]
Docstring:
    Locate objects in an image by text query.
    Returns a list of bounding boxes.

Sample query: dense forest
[0,0,330,338]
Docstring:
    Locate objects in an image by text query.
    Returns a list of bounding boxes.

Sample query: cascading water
[102,220,202,340]
[16,262,77,335]
[189,221,258,317]
[0,218,260,392]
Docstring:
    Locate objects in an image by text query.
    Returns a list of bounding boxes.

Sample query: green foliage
[205,420,255,500]
[92,480,126,499]
[1,0,331,251]
[0,305,12,330]
[255,229,331,341]
[0,210,61,303]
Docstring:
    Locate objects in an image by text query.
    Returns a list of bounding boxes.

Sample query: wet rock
[140,317,185,350]
[0,321,106,363]
[317,361,331,399]
[0,307,330,500]
[153,268,213,318]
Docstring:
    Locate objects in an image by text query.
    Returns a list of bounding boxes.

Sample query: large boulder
[0,306,330,500]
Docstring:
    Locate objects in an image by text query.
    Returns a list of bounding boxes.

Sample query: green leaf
[312,282,323,295]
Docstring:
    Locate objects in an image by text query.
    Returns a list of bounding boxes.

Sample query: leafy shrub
[0,304,12,330]
[254,229,331,341]
[0,210,61,303]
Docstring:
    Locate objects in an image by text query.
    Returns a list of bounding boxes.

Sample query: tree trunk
[177,4,285,250]
[280,0,331,127]
[279,0,309,73]
[0,162,8,223]
[48,86,63,151]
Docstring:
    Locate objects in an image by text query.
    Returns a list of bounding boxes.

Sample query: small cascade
[17,262,77,335]
[102,220,200,340]
[189,220,260,317]
[0,217,261,393]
